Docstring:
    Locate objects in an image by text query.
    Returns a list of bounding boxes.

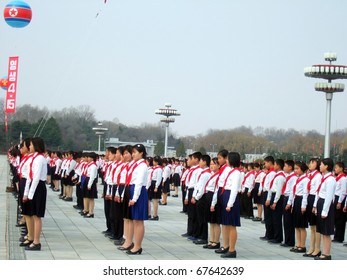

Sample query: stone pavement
[1,154,346,260]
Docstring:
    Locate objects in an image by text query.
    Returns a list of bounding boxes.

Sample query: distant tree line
[1,100,347,162]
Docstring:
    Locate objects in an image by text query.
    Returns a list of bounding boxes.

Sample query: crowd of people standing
[7,142,347,259]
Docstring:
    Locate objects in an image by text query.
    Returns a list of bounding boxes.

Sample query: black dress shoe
[259,236,269,241]
[73,205,81,209]
[25,243,41,251]
[215,246,229,254]
[280,243,293,247]
[220,251,237,258]
[314,254,331,260]
[150,216,159,221]
[19,240,33,247]
[207,243,220,249]
[118,243,134,251]
[84,214,94,218]
[109,235,117,240]
[181,233,189,237]
[268,239,281,244]
[126,248,142,255]
[102,230,111,234]
[114,238,125,246]
[311,251,321,257]
[19,236,28,242]
[193,239,208,245]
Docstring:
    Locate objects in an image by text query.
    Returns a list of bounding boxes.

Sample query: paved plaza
[1,155,346,260]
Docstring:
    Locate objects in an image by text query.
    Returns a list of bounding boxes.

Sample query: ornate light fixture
[304,53,346,157]
[155,103,180,157]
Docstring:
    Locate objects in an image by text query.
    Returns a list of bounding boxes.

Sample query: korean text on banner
[5,56,19,113]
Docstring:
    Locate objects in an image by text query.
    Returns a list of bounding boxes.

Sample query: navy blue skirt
[220,189,241,227]
[292,196,308,228]
[30,180,47,218]
[306,194,317,226]
[316,198,335,235]
[129,185,149,221]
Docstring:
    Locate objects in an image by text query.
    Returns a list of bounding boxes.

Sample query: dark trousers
[196,194,208,241]
[187,189,198,237]
[241,188,254,217]
[270,193,283,242]
[282,196,295,246]
[76,183,84,208]
[182,184,187,212]
[262,191,274,239]
[112,185,124,239]
[334,196,346,242]
[104,184,111,232]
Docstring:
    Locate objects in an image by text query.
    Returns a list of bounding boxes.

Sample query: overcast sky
[1,0,346,137]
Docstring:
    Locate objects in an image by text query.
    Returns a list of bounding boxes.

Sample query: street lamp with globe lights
[155,103,180,157]
[92,122,108,153]
[304,53,346,158]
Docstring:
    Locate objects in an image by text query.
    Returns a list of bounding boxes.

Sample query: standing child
[267,159,286,244]
[125,144,148,255]
[220,152,242,258]
[172,159,182,197]
[83,153,98,218]
[286,161,309,253]
[281,160,297,247]
[332,162,346,243]
[204,158,220,249]
[148,156,163,221]
[23,137,47,251]
[313,158,336,260]
[304,158,322,257]
[252,163,265,222]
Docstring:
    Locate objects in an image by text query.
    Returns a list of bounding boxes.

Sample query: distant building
[244,153,267,163]
[104,138,156,156]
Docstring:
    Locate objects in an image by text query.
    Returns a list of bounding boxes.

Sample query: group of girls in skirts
[9,141,347,258]
[13,137,48,251]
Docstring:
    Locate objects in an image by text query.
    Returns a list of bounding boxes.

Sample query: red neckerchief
[262,167,275,187]
[221,168,238,194]
[186,165,200,183]
[29,153,44,180]
[18,154,33,179]
[317,173,334,195]
[307,170,321,192]
[204,171,219,193]
[197,168,211,182]
[242,170,255,185]
[282,172,297,194]
[125,159,146,186]
[335,173,346,182]
[117,162,128,185]
[215,164,227,187]
[269,171,285,189]
[150,166,163,181]
[293,174,308,195]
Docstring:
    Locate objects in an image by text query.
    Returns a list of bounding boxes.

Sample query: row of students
[257,155,346,260]
[15,137,48,251]
[180,150,242,258]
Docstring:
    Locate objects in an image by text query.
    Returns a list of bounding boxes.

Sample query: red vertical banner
[5,56,19,113]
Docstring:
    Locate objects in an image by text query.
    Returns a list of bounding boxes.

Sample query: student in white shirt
[281,160,297,247]
[313,158,337,260]
[333,162,347,243]
[220,152,242,259]
[267,159,286,244]
[252,163,265,222]
[125,144,149,255]
[22,137,47,251]
[304,158,322,257]
[82,153,98,218]
[148,156,163,221]
[172,158,182,197]
[286,161,309,254]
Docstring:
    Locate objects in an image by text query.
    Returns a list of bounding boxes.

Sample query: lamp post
[304,53,346,158]
[92,122,108,153]
[155,103,180,157]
